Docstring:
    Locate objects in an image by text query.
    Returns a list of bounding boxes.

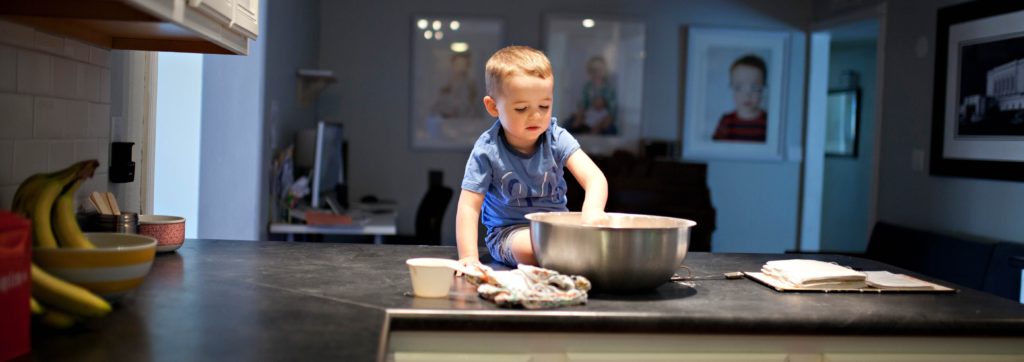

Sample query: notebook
[746,271,956,293]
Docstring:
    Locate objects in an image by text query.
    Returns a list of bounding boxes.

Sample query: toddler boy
[457,46,609,268]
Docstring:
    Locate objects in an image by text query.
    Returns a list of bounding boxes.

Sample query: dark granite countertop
[31,239,1024,361]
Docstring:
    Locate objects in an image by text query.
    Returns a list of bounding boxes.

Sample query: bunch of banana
[11,160,113,328]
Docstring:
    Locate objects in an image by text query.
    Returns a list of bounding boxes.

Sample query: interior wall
[264,0,321,162]
[821,39,876,252]
[318,0,811,250]
[876,0,1024,243]
[198,0,268,241]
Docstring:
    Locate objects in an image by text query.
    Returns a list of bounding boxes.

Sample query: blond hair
[484,45,553,98]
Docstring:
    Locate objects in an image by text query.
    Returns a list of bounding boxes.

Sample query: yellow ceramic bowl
[33,233,157,297]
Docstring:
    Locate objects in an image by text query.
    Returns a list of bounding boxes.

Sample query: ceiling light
[450,21,461,31]
[432,20,442,31]
[450,42,469,53]
[582,19,595,28]
[417,19,428,29]
[435,31,444,40]
[424,30,433,40]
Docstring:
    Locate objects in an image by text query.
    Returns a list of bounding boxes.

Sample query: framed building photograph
[930,1,1024,181]
[680,27,790,161]
[543,14,646,155]
[410,16,503,150]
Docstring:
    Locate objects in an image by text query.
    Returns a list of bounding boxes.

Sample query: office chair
[386,170,453,245]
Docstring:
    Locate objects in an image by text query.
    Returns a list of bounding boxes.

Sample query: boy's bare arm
[455,189,485,264]
[565,150,609,224]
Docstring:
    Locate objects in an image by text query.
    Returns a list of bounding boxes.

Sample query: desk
[268,210,397,244]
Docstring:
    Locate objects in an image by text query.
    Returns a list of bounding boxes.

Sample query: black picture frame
[930,1,1024,182]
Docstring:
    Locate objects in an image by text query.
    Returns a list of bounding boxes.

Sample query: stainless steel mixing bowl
[526,212,696,292]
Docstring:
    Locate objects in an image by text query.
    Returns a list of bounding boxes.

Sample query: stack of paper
[761,259,867,288]
[864,271,937,290]
[749,259,953,292]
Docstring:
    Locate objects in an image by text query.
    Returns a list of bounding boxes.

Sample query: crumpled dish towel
[463,264,591,309]
[761,259,866,287]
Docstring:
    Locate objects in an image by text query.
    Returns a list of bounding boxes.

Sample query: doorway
[800,7,885,252]
[819,19,880,252]
[152,52,203,238]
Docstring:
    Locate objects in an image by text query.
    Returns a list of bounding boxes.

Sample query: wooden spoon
[105,192,121,216]
[91,191,112,215]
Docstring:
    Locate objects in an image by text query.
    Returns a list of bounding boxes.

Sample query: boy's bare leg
[509,228,538,266]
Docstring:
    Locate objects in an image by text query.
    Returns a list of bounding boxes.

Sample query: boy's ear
[482,96,500,117]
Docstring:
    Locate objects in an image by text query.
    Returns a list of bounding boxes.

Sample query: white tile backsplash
[78,175,105,205]
[0,141,13,184]
[99,68,110,102]
[33,31,63,56]
[0,20,111,197]
[0,45,15,92]
[97,139,109,169]
[0,93,33,139]
[53,57,81,99]
[89,47,110,68]
[17,50,52,95]
[12,140,48,183]
[0,185,16,210]
[89,103,111,138]
[74,139,98,164]
[0,21,34,49]
[65,100,89,138]
[48,140,75,171]
[63,39,91,63]
[33,97,66,138]
[84,65,102,102]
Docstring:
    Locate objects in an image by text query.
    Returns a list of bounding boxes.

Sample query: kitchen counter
[31,240,1024,361]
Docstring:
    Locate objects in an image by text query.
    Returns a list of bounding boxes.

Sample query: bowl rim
[525,211,697,230]
[139,214,185,224]
[34,232,157,252]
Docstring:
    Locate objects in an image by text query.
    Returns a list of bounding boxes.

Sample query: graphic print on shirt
[498,166,561,208]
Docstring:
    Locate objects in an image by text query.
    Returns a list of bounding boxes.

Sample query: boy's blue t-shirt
[461,118,581,231]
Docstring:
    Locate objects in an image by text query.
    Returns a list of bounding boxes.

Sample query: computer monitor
[311,121,345,209]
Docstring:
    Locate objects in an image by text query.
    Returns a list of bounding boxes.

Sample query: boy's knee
[511,230,537,266]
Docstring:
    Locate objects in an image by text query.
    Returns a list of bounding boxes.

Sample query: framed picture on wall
[930,1,1024,182]
[826,88,860,157]
[410,16,503,150]
[679,27,790,161]
[543,14,646,156]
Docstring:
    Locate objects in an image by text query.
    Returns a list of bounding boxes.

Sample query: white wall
[264,0,320,156]
[155,53,203,238]
[318,0,811,251]
[197,0,267,241]
[0,20,112,213]
[876,0,1024,243]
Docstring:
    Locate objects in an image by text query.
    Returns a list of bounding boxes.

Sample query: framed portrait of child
[680,27,791,161]
[543,14,646,156]
[410,16,504,150]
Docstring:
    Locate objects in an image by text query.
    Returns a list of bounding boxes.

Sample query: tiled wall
[0,19,111,211]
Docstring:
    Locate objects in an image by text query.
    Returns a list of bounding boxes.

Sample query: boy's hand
[581,209,610,226]
[456,256,481,276]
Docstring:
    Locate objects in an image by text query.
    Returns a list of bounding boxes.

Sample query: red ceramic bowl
[138,215,185,252]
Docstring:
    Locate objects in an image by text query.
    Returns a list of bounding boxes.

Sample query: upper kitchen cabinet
[0,0,260,55]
